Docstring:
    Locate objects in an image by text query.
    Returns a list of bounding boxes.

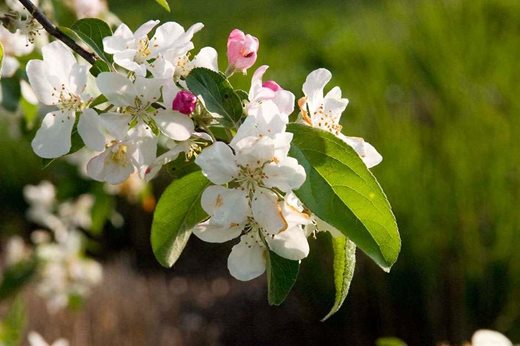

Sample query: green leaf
[70,18,113,62]
[288,124,400,271]
[185,68,243,128]
[154,0,171,12]
[266,250,300,306]
[89,60,110,77]
[151,170,210,267]
[0,260,37,301]
[376,337,407,346]
[1,77,21,112]
[321,235,356,321]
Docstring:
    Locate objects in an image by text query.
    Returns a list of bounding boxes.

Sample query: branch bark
[17,0,97,64]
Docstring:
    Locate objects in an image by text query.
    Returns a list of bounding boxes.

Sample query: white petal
[41,41,76,84]
[103,23,134,54]
[192,47,218,71]
[1,56,19,78]
[133,76,163,104]
[227,234,266,281]
[472,330,512,346]
[100,112,131,140]
[32,111,75,158]
[86,149,134,184]
[263,157,306,192]
[303,68,331,111]
[96,72,136,106]
[134,20,160,39]
[272,90,295,116]
[340,135,383,168]
[249,65,269,100]
[113,50,147,76]
[192,220,242,243]
[161,80,181,109]
[233,135,275,166]
[78,109,105,151]
[152,22,185,53]
[68,63,88,95]
[201,186,250,225]
[127,125,157,167]
[267,226,309,260]
[26,60,58,105]
[194,142,238,184]
[252,188,286,236]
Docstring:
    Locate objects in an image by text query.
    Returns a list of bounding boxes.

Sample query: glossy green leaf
[70,18,113,62]
[151,170,210,267]
[322,235,356,321]
[185,68,243,128]
[288,124,400,271]
[154,0,171,12]
[266,251,300,306]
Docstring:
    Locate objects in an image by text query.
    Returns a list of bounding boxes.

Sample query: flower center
[135,37,152,63]
[52,85,84,112]
[109,142,129,166]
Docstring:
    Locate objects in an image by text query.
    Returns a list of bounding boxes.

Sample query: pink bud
[262,80,282,92]
[172,91,197,115]
[226,29,259,74]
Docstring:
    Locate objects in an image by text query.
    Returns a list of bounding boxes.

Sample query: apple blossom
[103,20,203,77]
[226,28,259,74]
[247,65,295,117]
[299,68,383,168]
[27,41,94,158]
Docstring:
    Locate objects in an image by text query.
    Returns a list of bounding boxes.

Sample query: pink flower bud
[262,80,282,92]
[172,91,197,115]
[226,29,259,74]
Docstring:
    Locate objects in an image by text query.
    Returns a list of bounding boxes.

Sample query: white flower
[28,331,69,346]
[35,231,102,312]
[93,72,194,142]
[0,26,33,77]
[299,68,382,168]
[58,194,95,230]
[247,65,295,117]
[85,122,157,184]
[193,108,309,280]
[103,20,203,77]
[472,330,513,346]
[27,41,93,158]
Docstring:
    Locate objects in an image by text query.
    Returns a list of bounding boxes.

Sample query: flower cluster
[193,66,311,280]
[3,181,103,312]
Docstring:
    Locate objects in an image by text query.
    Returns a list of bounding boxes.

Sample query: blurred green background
[1,0,519,344]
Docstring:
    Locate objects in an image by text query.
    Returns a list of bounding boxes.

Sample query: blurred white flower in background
[28,331,69,346]
[471,330,513,346]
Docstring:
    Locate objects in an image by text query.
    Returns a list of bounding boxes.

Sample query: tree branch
[17,0,97,64]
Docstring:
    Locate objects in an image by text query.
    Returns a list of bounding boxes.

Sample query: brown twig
[17,0,97,64]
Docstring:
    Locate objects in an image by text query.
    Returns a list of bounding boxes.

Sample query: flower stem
[17,0,97,64]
